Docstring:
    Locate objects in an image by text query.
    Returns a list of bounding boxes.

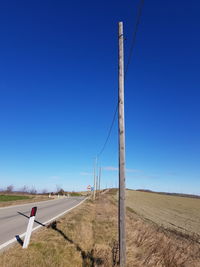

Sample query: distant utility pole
[96,158,98,195]
[93,157,97,200]
[98,167,101,192]
[118,21,126,267]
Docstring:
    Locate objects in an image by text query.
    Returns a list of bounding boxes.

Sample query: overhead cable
[97,0,145,158]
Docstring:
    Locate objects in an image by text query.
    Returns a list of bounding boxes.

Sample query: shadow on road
[17,211,46,227]
[48,220,103,267]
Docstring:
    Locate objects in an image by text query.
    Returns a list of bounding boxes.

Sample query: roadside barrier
[23,207,37,248]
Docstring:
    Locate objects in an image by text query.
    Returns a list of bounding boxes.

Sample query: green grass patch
[0,195,30,202]
[70,192,82,197]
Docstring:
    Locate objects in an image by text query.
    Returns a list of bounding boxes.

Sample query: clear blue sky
[0,0,200,194]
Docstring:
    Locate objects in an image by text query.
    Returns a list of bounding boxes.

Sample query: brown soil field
[1,190,200,266]
[126,189,200,237]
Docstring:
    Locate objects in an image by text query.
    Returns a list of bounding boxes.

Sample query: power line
[125,0,145,77]
[96,0,144,158]
[97,103,118,158]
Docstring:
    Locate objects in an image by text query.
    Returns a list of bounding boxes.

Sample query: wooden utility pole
[118,21,126,267]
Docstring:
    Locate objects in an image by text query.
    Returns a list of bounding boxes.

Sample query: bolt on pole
[118,21,126,267]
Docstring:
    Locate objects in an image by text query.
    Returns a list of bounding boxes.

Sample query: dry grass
[1,190,200,266]
[126,207,200,266]
[126,189,200,236]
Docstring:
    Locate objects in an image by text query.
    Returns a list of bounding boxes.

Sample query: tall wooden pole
[118,21,126,267]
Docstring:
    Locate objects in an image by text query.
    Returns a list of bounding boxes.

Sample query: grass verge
[0,195,31,202]
[0,194,51,208]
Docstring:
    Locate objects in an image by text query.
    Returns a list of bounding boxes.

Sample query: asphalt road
[0,197,85,249]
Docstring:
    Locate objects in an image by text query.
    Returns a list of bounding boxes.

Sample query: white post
[23,207,37,249]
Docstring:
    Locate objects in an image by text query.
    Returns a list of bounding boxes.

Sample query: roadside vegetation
[0,195,30,202]
[0,194,51,208]
[0,184,87,207]
[1,189,200,266]
[0,185,49,207]
[70,192,83,197]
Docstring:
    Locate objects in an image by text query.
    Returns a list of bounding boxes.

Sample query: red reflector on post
[30,207,37,217]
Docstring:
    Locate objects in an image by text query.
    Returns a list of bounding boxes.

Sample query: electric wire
[125,0,145,77]
[97,103,118,158]
[97,0,145,158]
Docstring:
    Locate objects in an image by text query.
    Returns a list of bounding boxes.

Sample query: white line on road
[0,197,87,251]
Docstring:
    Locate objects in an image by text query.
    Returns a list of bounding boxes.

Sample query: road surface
[0,197,86,250]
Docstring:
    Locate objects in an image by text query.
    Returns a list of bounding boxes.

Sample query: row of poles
[93,157,101,200]
[92,22,126,267]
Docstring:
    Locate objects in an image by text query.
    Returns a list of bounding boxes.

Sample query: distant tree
[29,186,37,195]
[56,185,61,194]
[42,189,48,194]
[58,188,65,195]
[20,185,29,193]
[6,185,14,193]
